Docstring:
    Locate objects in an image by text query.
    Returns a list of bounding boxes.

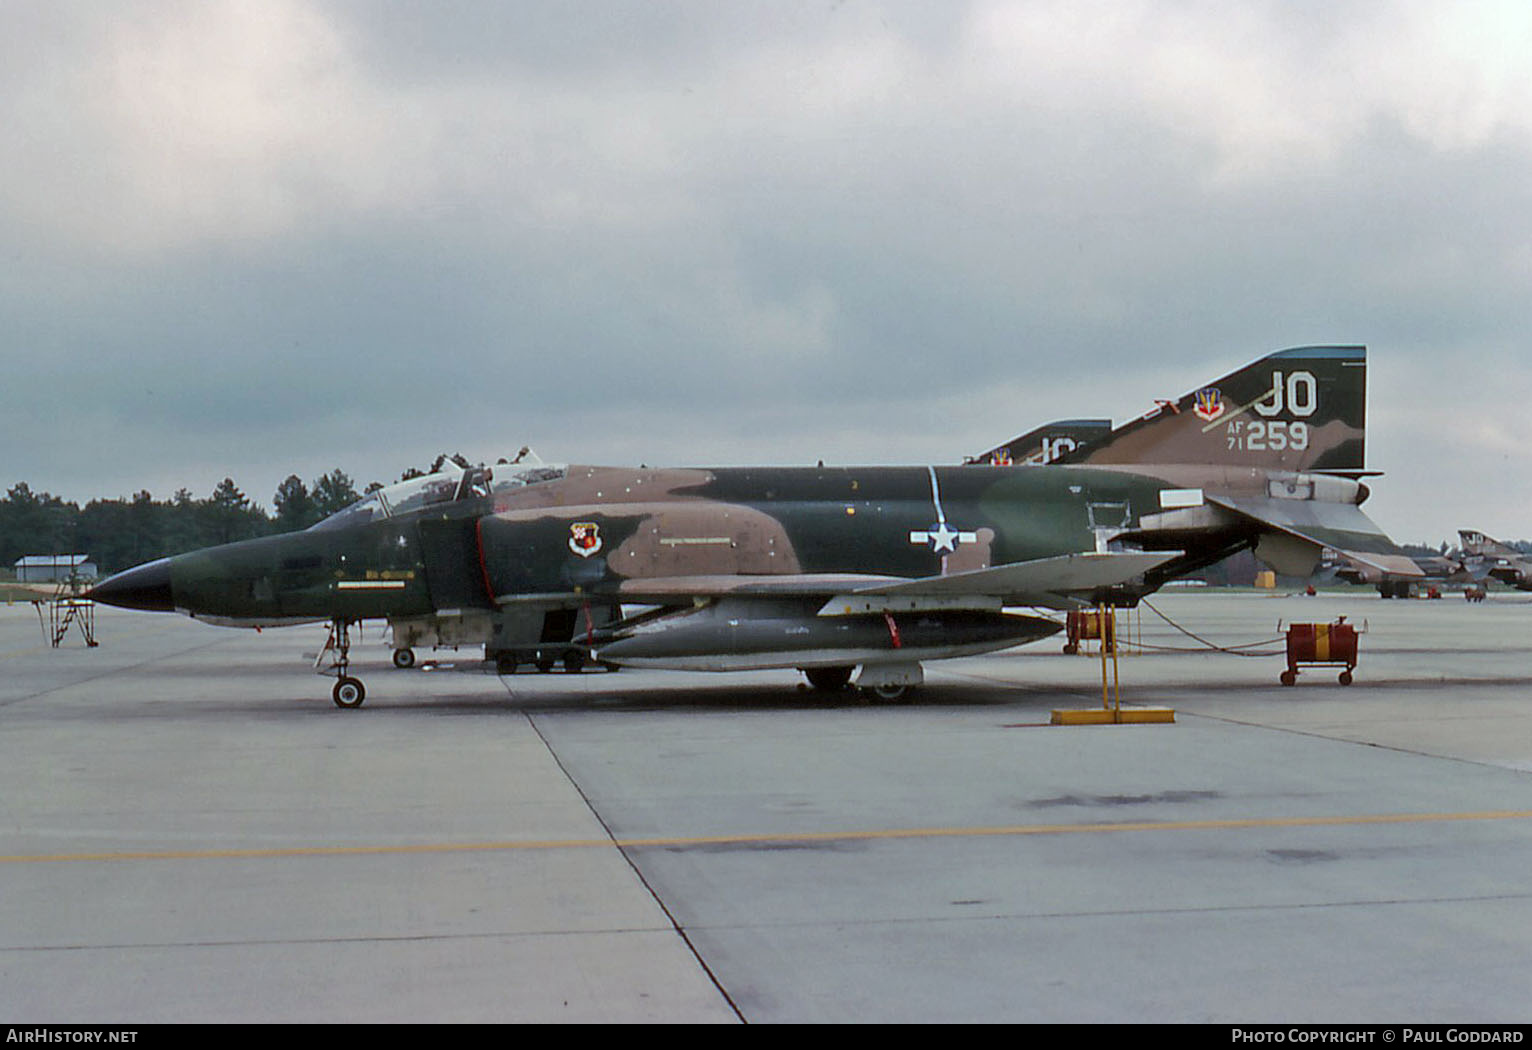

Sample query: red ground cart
[1281,617,1358,686]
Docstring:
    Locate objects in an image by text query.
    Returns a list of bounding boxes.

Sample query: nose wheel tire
[332,677,366,708]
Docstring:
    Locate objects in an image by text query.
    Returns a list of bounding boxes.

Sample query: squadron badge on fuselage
[568,522,603,558]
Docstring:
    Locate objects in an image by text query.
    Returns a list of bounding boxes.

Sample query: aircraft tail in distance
[967,419,1113,466]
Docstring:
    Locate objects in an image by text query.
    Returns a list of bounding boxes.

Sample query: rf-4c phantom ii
[1457,530,1532,591]
[89,345,1416,707]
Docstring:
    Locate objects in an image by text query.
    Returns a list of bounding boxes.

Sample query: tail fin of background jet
[1054,346,1368,474]
[1458,530,1521,560]
[968,419,1113,466]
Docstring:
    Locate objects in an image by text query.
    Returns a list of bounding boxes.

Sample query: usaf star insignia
[909,521,977,554]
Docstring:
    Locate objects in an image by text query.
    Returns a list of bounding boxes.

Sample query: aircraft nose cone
[88,558,175,612]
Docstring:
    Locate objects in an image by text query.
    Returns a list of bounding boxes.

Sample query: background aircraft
[1458,530,1532,591]
[90,345,1412,707]
[967,419,1114,466]
[1325,546,1479,598]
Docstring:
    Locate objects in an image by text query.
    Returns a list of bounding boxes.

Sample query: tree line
[1,470,364,577]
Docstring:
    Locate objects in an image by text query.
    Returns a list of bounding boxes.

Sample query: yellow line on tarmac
[5,809,1532,865]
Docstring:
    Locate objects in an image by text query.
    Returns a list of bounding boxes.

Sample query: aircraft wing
[1209,495,1424,578]
[820,551,1181,611]
[602,551,1181,613]
[611,573,905,599]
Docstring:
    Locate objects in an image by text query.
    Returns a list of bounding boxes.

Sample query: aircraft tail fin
[1055,346,1368,473]
[968,419,1113,466]
[1458,529,1521,560]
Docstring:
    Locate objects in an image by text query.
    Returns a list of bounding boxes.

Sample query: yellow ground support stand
[1051,604,1174,725]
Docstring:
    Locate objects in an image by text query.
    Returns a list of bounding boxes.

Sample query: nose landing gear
[319,618,367,708]
[332,675,366,708]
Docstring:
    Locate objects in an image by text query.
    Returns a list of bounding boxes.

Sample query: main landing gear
[803,666,853,692]
[319,618,367,708]
[799,663,922,702]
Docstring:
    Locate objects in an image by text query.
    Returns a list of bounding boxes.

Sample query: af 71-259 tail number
[1227,418,1310,452]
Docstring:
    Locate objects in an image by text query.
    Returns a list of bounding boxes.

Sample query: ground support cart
[1281,618,1358,686]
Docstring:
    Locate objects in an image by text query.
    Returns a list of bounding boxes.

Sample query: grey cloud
[2,2,1530,543]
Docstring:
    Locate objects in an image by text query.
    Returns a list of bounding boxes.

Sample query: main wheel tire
[392,648,415,669]
[869,683,911,702]
[804,666,853,692]
[333,677,366,708]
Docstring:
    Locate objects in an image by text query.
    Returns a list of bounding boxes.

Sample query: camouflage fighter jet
[966,418,1114,466]
[1457,530,1532,591]
[90,345,1412,706]
[1324,546,1479,598]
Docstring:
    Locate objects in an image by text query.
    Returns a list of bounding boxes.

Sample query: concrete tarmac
[2,589,1531,1023]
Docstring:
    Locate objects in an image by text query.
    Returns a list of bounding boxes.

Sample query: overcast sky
[4,0,1530,546]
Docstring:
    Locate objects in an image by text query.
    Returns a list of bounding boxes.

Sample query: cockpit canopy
[311,462,567,531]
